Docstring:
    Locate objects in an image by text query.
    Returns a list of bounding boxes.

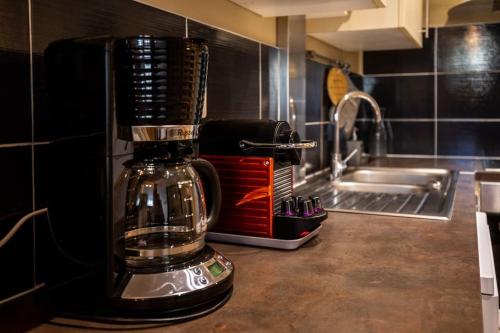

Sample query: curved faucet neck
[333,91,382,125]
[330,90,383,180]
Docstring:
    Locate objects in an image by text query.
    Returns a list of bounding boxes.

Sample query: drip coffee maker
[44,35,233,322]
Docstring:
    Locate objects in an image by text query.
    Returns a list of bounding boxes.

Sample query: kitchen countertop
[29,158,483,333]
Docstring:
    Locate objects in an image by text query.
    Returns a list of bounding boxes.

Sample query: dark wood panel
[188,20,260,120]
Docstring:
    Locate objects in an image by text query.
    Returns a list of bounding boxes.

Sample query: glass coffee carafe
[114,145,221,270]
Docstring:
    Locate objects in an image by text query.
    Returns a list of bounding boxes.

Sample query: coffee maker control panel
[121,251,233,300]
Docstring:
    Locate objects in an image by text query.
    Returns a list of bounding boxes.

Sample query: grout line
[0,141,51,149]
[383,153,500,160]
[364,72,434,77]
[356,118,433,122]
[277,49,280,121]
[286,47,290,123]
[436,70,500,75]
[306,121,330,126]
[0,142,34,148]
[319,119,324,168]
[28,0,36,289]
[355,118,500,122]
[364,69,500,78]
[259,43,262,120]
[434,27,438,157]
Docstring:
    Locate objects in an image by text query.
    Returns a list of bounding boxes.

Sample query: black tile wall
[188,20,260,120]
[0,0,282,304]
[364,76,435,119]
[0,0,31,144]
[33,145,49,210]
[363,23,500,157]
[31,0,186,141]
[386,121,435,155]
[306,60,328,122]
[438,73,500,118]
[0,147,34,300]
[438,122,500,156]
[356,121,435,155]
[305,125,321,175]
[31,0,187,55]
[0,0,29,51]
[0,51,32,144]
[437,24,500,72]
[261,45,279,120]
[363,29,435,75]
[323,123,333,169]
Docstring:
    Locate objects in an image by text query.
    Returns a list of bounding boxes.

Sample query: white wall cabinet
[228,0,386,18]
[307,0,423,51]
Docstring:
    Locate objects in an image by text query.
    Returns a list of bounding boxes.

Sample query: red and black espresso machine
[198,119,327,249]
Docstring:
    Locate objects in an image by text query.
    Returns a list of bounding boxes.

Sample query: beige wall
[135,0,276,45]
[306,36,361,74]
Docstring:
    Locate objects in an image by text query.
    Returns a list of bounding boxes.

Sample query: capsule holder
[273,210,328,240]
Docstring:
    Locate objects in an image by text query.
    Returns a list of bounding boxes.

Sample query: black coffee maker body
[44,36,233,322]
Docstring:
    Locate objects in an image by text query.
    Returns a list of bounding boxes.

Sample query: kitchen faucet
[330,91,383,180]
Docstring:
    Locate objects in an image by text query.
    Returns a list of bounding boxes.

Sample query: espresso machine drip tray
[207,225,322,250]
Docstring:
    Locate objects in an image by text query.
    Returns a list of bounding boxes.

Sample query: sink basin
[475,170,500,214]
[335,167,450,194]
[298,167,459,220]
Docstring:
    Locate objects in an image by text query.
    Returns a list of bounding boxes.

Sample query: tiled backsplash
[304,59,362,176]
[4,0,499,308]
[0,0,279,304]
[362,23,500,158]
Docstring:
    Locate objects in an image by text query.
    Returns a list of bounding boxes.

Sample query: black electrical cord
[46,287,232,328]
[45,210,103,268]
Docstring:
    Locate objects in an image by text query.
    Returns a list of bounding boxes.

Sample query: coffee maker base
[41,247,234,324]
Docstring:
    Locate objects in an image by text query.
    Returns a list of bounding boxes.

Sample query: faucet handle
[331,149,358,181]
[343,148,358,166]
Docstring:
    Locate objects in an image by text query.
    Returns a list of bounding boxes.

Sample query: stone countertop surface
[30,158,483,333]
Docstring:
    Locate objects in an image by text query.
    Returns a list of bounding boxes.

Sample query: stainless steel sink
[298,167,459,220]
[475,170,500,214]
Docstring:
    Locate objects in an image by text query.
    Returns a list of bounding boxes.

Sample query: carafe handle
[192,158,221,231]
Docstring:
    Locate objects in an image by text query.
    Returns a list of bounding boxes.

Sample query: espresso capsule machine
[44,36,233,322]
[199,119,328,250]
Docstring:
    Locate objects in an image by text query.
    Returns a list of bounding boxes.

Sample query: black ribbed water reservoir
[114,35,208,126]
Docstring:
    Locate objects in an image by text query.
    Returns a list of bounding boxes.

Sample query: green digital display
[208,262,225,277]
